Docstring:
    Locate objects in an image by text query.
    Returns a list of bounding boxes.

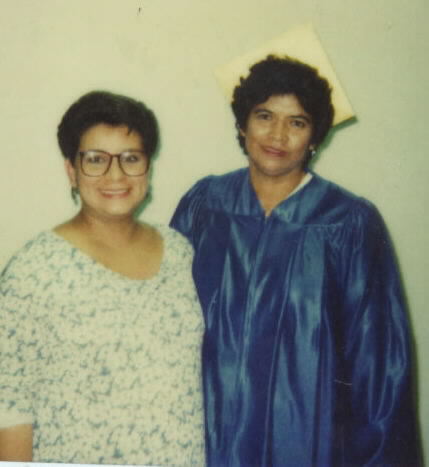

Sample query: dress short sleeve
[0,254,35,428]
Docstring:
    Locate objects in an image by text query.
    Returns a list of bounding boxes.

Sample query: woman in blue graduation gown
[171,56,421,466]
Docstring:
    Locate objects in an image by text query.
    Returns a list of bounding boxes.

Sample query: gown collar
[242,169,316,221]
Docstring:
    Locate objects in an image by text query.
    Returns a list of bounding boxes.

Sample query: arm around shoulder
[0,424,32,461]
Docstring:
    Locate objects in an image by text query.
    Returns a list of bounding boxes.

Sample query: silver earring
[71,187,79,205]
[310,147,317,158]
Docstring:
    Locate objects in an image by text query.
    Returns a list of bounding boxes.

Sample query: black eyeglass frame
[78,150,150,177]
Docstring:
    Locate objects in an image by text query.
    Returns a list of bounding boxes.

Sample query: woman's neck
[66,211,143,249]
[54,210,162,280]
[250,169,306,216]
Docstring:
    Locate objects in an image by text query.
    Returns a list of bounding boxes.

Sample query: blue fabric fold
[171,168,421,466]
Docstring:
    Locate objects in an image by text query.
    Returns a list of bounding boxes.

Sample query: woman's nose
[269,120,288,142]
[105,156,125,179]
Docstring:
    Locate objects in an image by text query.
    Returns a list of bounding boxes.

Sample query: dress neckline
[45,225,167,284]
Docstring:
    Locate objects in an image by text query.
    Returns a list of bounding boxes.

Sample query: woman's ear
[236,122,246,138]
[64,159,77,188]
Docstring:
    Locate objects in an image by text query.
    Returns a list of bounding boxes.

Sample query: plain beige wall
[1,0,428,461]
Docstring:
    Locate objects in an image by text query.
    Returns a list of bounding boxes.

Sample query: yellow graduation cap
[214,23,354,126]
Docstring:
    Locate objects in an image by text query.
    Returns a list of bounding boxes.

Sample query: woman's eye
[123,153,141,163]
[254,112,271,121]
[291,119,306,128]
[87,155,105,164]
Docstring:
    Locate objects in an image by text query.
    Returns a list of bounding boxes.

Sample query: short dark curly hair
[232,55,334,153]
[57,91,159,164]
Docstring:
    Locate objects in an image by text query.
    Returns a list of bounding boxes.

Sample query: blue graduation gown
[171,168,420,466]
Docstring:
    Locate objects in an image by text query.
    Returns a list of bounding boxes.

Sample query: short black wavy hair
[232,55,334,153]
[57,90,159,164]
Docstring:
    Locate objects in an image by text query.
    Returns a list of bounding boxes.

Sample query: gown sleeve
[0,255,34,429]
[170,176,212,247]
[338,201,421,466]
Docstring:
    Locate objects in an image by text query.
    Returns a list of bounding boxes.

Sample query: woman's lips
[261,145,287,157]
[100,188,130,198]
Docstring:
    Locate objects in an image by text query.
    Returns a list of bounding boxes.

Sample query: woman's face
[240,94,314,182]
[65,123,149,222]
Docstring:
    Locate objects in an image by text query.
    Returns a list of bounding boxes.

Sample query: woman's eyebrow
[253,107,271,113]
[252,107,312,123]
[289,114,312,123]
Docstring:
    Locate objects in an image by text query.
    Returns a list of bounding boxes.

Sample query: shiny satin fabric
[171,169,421,466]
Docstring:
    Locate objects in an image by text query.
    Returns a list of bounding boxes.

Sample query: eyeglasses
[78,150,149,177]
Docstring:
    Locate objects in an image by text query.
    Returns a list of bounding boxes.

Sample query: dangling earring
[71,187,79,205]
[309,146,317,159]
